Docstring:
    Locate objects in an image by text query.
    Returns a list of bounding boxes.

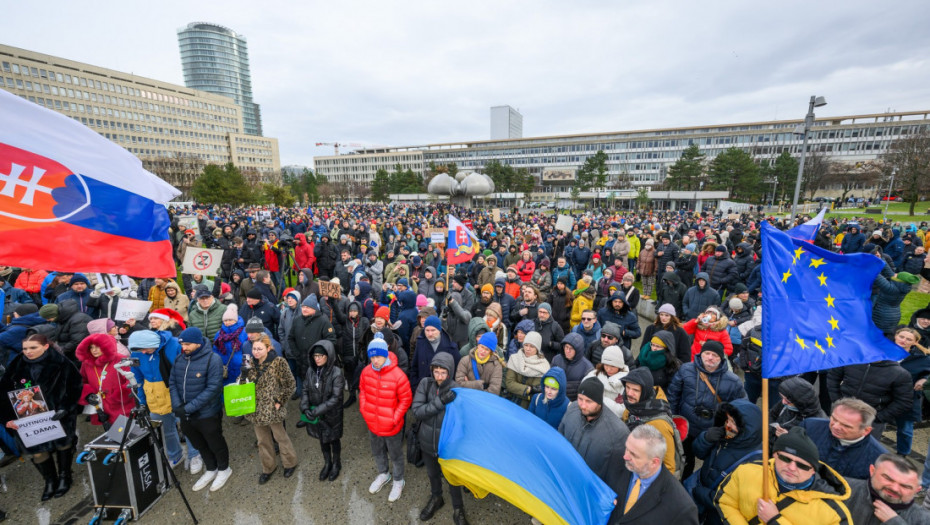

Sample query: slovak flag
[0,90,179,277]
[786,207,827,243]
[447,215,478,265]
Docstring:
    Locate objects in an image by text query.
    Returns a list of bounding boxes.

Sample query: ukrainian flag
[438,388,616,525]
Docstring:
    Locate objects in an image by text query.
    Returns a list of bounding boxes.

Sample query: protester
[75,333,135,426]
[847,454,930,524]
[799,398,887,480]
[530,367,569,429]
[558,376,629,484]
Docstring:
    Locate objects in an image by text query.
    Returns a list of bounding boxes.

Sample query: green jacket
[188,299,226,341]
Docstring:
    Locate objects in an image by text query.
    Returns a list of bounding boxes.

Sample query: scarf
[372,357,392,372]
[775,470,815,492]
[637,343,668,371]
[215,326,243,356]
[507,350,551,378]
[625,396,672,427]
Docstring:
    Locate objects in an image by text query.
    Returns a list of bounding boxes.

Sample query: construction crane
[315,142,364,155]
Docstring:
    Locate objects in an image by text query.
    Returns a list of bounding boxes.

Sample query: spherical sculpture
[428,171,494,204]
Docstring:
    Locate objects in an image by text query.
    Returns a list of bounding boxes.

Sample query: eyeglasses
[582,317,595,321]
[775,453,813,472]
[602,334,617,339]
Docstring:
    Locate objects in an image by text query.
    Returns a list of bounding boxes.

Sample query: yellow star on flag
[795,335,807,349]
[809,258,826,268]
[828,316,839,330]
[792,247,805,264]
[824,294,836,308]
[814,340,825,354]
[817,273,828,286]
[782,269,792,283]
[825,335,835,348]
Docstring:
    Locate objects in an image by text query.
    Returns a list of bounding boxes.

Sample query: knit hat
[523,331,543,352]
[128,330,161,350]
[894,272,920,285]
[302,294,320,311]
[416,294,428,308]
[728,298,744,311]
[423,315,442,331]
[657,303,677,317]
[367,332,389,359]
[544,376,560,389]
[245,317,265,333]
[481,284,494,295]
[731,283,748,294]
[38,304,59,320]
[600,322,621,339]
[773,426,820,468]
[685,243,697,252]
[375,305,391,322]
[222,304,239,322]
[286,289,302,303]
[247,288,263,301]
[538,302,552,315]
[14,303,38,316]
[312,344,328,356]
[478,332,498,350]
[396,278,409,288]
[178,327,204,345]
[69,275,90,286]
[715,245,727,252]
[650,336,667,348]
[665,261,676,270]
[453,274,468,287]
[577,377,605,405]
[873,230,883,237]
[701,340,726,361]
[601,346,626,368]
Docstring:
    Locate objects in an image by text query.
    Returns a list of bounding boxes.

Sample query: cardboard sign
[555,214,574,233]
[492,208,501,223]
[115,299,153,321]
[319,280,342,300]
[16,411,66,448]
[182,248,224,277]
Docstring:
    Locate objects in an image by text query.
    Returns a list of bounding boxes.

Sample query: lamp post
[882,167,896,224]
[790,95,827,222]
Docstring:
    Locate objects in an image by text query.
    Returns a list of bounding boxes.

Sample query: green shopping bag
[224,382,256,416]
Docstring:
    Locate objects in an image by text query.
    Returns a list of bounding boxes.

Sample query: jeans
[287,357,303,392]
[896,418,913,455]
[152,412,199,463]
[369,429,404,481]
[180,414,229,471]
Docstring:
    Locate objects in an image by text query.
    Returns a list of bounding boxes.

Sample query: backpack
[647,412,686,480]
[737,325,762,374]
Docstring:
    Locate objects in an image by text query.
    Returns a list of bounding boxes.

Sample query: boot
[419,495,445,521]
[53,448,74,498]
[453,507,469,525]
[33,459,57,501]
[327,448,341,481]
[318,449,332,481]
[342,393,357,409]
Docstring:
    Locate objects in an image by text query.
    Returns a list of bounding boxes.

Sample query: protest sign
[182,248,224,277]
[95,273,133,291]
[319,280,342,299]
[492,208,501,222]
[115,299,152,321]
[176,215,200,236]
[16,411,66,448]
[555,215,574,233]
[430,229,446,245]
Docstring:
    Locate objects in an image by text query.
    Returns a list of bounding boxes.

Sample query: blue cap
[367,333,389,359]
[478,332,498,350]
[424,315,442,331]
[177,327,204,346]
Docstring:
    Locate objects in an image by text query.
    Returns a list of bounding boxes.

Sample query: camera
[696,407,714,419]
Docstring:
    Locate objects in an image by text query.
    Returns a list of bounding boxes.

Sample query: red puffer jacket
[359,358,412,436]
[682,317,734,359]
[76,334,135,425]
[516,259,535,282]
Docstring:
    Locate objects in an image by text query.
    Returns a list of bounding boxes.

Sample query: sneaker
[210,467,233,492]
[368,473,392,494]
[192,470,217,491]
[189,455,203,475]
[388,480,405,502]
[168,453,186,469]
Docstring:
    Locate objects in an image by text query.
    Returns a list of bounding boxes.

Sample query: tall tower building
[490,105,523,139]
[177,22,263,136]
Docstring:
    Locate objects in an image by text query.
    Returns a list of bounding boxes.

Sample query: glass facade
[177,22,263,136]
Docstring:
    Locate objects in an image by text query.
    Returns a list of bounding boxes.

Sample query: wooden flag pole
[761,377,771,501]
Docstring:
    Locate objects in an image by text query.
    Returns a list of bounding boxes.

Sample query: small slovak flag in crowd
[0,89,180,276]
[446,215,478,265]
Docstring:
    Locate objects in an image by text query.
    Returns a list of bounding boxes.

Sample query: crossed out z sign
[182,248,223,277]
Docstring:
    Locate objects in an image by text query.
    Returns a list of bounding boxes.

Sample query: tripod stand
[78,368,198,524]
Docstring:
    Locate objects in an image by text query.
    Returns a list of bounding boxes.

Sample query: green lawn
[902,291,930,325]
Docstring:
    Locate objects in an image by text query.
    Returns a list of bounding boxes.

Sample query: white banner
[176,215,200,237]
[182,247,224,277]
[555,214,574,233]
[95,273,133,291]
[115,299,152,321]
[16,411,66,448]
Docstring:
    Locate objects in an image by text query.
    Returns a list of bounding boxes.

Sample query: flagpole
[761,377,771,501]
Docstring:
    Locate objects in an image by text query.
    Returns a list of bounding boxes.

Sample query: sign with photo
[9,386,48,418]
[95,273,134,291]
[176,215,200,236]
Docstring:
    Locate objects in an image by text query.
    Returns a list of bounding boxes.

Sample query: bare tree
[803,151,833,200]
[824,161,880,204]
[880,129,930,215]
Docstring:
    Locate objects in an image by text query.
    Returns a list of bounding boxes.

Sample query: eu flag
[761,223,908,378]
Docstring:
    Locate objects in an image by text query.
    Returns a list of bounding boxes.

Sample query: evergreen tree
[370,168,392,203]
[708,148,761,202]
[191,163,252,204]
[664,144,705,190]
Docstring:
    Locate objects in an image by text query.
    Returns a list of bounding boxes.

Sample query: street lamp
[790,95,827,222]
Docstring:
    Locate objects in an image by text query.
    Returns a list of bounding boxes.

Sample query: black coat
[827,360,913,424]
[300,340,344,443]
[702,253,739,292]
[288,311,338,373]
[411,352,457,458]
[608,466,699,525]
[56,299,92,358]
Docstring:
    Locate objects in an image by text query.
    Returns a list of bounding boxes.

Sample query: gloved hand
[440,389,456,405]
[50,410,68,421]
[529,384,543,396]
[704,426,726,443]
[173,406,186,420]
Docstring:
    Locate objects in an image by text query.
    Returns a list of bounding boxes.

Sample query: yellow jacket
[715,459,852,525]
[627,234,641,259]
[570,282,595,327]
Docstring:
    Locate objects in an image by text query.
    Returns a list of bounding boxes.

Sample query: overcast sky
[5,1,930,168]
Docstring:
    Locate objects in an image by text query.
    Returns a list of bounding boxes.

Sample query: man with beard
[847,454,930,524]
[621,368,681,477]
[558,377,629,484]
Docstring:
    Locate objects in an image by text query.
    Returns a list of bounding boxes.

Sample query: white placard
[16,411,66,448]
[176,215,200,236]
[95,273,133,291]
[182,248,224,277]
[555,214,574,233]
[430,231,446,244]
[115,299,152,321]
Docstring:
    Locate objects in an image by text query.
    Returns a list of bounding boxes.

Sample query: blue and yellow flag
[438,388,616,525]
[761,223,908,378]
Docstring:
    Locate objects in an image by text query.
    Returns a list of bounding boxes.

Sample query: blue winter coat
[667,356,746,438]
[798,418,885,480]
[596,294,641,350]
[170,340,224,419]
[529,367,569,429]
[682,272,721,321]
[409,329,460,390]
[131,331,182,406]
[885,230,905,270]
[571,320,602,351]
[551,266,577,290]
[212,319,249,387]
[55,288,97,317]
[840,229,866,254]
[396,291,420,352]
[872,273,912,336]
[692,399,762,511]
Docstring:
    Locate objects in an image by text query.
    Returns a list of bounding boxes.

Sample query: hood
[424,265,436,277]
[695,272,710,285]
[778,377,826,418]
[10,312,45,328]
[652,330,676,352]
[430,352,455,387]
[621,367,655,401]
[165,281,182,294]
[467,317,489,345]
[233,269,246,282]
[514,319,535,336]
[713,399,763,449]
[417,306,437,319]
[397,290,418,310]
[541,366,568,406]
[309,339,337,372]
[295,233,307,245]
[485,257,497,268]
[300,268,315,284]
[75,333,120,365]
[662,272,682,285]
[57,299,80,322]
[561,332,585,360]
[356,280,371,300]
[87,318,113,335]
[735,242,752,256]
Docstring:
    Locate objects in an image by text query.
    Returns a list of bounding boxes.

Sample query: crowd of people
[1,201,930,524]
